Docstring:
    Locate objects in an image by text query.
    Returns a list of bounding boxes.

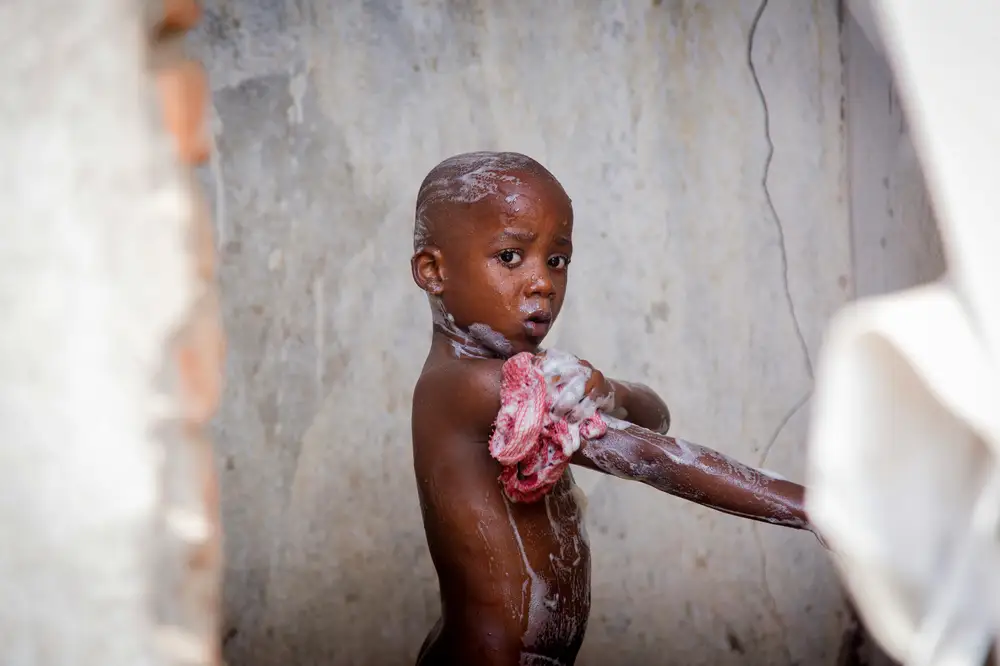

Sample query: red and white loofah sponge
[489,352,607,502]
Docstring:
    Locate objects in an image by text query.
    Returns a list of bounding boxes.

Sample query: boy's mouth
[523,310,552,338]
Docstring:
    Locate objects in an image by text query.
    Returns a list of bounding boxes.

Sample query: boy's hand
[538,350,616,424]
[576,359,616,417]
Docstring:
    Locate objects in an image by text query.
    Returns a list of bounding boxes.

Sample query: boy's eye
[548,255,570,270]
[498,249,523,267]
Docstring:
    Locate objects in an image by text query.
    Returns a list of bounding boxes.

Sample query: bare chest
[503,474,592,658]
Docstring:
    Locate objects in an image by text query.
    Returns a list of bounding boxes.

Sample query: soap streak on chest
[504,473,592,656]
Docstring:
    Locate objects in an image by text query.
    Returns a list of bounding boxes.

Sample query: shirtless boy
[410,152,817,666]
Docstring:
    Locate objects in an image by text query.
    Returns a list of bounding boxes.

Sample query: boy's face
[415,171,574,355]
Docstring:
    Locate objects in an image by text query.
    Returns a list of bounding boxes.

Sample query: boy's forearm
[575,423,808,530]
[609,379,671,434]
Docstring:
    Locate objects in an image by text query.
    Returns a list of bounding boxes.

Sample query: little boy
[410,152,815,666]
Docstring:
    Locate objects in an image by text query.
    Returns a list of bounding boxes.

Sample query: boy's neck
[428,297,524,360]
[431,329,499,360]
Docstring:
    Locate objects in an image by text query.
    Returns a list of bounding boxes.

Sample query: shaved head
[413,151,566,251]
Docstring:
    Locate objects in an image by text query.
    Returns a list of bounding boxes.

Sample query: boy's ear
[411,246,445,295]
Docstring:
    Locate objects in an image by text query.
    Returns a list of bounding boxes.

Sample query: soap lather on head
[410,151,574,359]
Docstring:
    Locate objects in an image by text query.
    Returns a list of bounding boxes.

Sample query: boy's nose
[526,269,555,298]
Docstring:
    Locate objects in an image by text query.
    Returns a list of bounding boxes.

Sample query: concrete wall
[843,10,945,298]
[192,1,852,663]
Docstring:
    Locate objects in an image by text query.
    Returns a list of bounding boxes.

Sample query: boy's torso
[412,357,592,662]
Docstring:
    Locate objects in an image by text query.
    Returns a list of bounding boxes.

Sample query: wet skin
[410,168,810,665]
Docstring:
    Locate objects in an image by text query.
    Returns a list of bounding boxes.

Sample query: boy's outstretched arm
[571,422,809,530]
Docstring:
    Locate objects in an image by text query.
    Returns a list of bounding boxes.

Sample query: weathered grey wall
[191,1,852,664]
[843,11,945,298]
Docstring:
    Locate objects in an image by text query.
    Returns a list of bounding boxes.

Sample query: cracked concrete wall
[191,1,851,663]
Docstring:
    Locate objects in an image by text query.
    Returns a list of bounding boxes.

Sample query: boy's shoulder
[413,357,505,439]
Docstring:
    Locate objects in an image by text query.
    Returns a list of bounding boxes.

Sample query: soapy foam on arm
[580,421,807,528]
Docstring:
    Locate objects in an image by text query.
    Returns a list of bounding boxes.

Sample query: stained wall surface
[191,1,852,663]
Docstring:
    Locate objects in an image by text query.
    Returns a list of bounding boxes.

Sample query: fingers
[565,386,614,425]
[566,403,594,424]
[537,351,610,424]
[565,404,587,425]
[552,374,587,417]
[582,367,604,396]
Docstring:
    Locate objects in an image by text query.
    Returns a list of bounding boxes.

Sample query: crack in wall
[753,524,794,664]
[748,0,816,383]
[759,390,811,467]
[747,6,820,655]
